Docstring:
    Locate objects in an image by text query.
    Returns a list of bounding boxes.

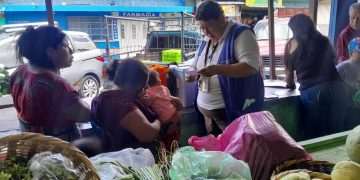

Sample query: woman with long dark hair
[10,26,92,142]
[284,14,347,138]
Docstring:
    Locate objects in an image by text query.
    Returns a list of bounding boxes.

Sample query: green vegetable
[0,70,10,97]
[0,157,32,180]
[0,172,12,180]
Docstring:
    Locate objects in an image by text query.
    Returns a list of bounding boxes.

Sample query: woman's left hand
[170,96,183,111]
[197,65,219,77]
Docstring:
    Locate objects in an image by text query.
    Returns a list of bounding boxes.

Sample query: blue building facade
[0,0,193,49]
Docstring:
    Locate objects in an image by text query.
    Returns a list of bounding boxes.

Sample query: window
[120,24,125,39]
[68,16,113,41]
[68,34,97,51]
[132,25,136,39]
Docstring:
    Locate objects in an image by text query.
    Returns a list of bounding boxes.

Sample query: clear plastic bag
[91,158,133,180]
[169,146,252,180]
[28,152,82,180]
[90,148,155,169]
[90,148,155,179]
[188,111,311,180]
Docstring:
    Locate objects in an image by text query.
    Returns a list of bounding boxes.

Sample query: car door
[0,34,18,68]
[60,33,103,85]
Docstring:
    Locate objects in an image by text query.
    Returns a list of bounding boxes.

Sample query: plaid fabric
[19,119,81,142]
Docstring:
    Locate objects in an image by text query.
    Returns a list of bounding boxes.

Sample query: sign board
[112,19,118,39]
[120,12,160,17]
[221,4,236,17]
[246,0,282,7]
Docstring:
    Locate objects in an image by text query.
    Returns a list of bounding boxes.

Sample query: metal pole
[105,16,111,61]
[268,0,276,80]
[181,12,185,62]
[45,0,54,26]
[309,0,319,25]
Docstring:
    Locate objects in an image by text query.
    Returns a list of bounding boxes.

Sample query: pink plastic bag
[188,111,311,180]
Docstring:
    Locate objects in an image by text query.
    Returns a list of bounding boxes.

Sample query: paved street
[0,107,20,137]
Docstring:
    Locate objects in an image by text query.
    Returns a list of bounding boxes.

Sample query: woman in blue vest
[187,0,264,134]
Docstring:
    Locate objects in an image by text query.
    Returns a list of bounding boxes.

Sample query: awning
[245,0,284,8]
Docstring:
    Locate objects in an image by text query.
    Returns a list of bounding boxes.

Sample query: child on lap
[144,70,181,148]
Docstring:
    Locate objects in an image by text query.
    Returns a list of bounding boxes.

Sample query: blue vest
[197,23,264,123]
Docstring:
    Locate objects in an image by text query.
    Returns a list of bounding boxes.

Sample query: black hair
[106,60,119,81]
[148,69,160,87]
[113,59,149,92]
[195,0,224,21]
[15,25,66,70]
[284,14,330,70]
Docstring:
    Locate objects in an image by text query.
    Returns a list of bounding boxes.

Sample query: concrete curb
[0,95,13,109]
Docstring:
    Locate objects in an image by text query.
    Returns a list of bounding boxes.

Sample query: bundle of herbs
[0,157,32,180]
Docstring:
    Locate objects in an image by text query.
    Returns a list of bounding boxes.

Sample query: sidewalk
[0,95,13,109]
[0,96,94,138]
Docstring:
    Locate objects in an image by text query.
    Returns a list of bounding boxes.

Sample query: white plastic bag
[90,148,155,180]
[90,148,155,168]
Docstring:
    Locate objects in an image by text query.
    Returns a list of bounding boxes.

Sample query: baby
[144,69,181,148]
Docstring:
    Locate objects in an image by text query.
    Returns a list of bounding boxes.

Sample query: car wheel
[79,75,99,98]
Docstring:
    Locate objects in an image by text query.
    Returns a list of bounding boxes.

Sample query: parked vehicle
[254,17,292,79]
[0,23,104,98]
[138,30,202,61]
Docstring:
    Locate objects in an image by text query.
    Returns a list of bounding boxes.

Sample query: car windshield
[254,21,293,40]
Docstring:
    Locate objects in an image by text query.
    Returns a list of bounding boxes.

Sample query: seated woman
[9,26,92,142]
[91,59,183,152]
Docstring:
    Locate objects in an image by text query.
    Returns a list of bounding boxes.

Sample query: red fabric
[9,65,80,128]
[188,111,311,180]
[337,25,360,63]
[148,64,169,87]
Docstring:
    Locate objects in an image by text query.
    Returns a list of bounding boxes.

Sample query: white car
[0,29,104,98]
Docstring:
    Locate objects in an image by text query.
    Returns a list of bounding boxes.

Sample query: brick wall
[278,8,309,17]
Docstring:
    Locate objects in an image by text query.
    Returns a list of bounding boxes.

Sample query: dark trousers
[300,80,347,139]
[197,106,227,135]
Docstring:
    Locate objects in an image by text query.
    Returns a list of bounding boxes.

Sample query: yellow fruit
[346,125,360,164]
[331,161,360,180]
[280,172,311,180]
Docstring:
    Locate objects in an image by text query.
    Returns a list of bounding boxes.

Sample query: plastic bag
[90,148,155,168]
[188,111,311,180]
[28,152,82,180]
[169,146,252,180]
[90,148,155,179]
[91,158,133,180]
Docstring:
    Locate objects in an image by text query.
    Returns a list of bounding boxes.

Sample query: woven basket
[271,159,335,180]
[0,133,100,179]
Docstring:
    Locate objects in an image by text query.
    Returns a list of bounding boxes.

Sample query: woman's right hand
[185,74,198,82]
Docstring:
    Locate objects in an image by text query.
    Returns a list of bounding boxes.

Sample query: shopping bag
[188,111,311,180]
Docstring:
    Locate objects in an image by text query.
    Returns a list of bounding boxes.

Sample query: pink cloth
[144,85,176,122]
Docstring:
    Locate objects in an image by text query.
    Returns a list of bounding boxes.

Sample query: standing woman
[284,14,347,138]
[10,26,92,142]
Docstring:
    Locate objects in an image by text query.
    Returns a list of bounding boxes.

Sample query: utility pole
[268,0,276,80]
[45,0,54,26]
[309,0,318,25]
